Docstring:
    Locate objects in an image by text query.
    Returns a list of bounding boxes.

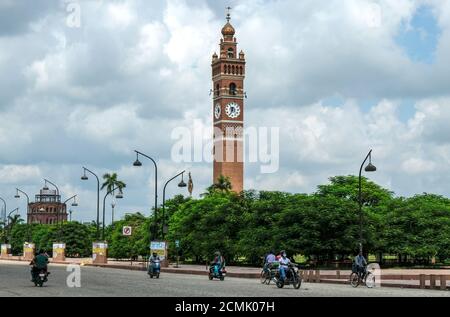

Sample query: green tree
[101,173,127,193]
[205,175,233,195]
[382,194,450,264]
[167,191,244,264]
[108,213,150,259]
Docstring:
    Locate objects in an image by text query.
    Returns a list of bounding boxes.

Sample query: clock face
[214,104,221,120]
[225,102,241,119]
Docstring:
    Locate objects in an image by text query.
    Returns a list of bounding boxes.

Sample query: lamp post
[44,179,61,224]
[44,179,60,197]
[102,187,123,240]
[63,195,78,223]
[6,208,19,243]
[162,171,187,240]
[81,167,100,240]
[133,151,158,241]
[358,150,377,254]
[6,208,19,226]
[15,188,30,223]
[111,200,116,225]
[0,197,6,224]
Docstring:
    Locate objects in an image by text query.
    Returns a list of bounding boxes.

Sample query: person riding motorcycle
[354,251,368,279]
[148,252,161,275]
[278,251,291,282]
[211,251,226,276]
[30,249,49,282]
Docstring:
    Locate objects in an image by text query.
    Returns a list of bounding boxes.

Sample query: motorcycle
[209,263,226,281]
[276,263,301,289]
[32,268,49,287]
[148,260,161,279]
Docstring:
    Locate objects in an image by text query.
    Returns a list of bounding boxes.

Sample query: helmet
[214,251,221,256]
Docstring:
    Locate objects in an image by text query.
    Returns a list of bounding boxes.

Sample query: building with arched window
[28,188,68,224]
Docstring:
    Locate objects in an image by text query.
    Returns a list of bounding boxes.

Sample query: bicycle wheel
[350,273,360,288]
[365,272,375,288]
[260,270,270,284]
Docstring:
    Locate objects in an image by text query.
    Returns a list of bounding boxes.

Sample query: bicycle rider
[265,250,276,268]
[354,251,368,280]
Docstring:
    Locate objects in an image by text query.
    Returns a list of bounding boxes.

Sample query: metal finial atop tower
[226,6,232,22]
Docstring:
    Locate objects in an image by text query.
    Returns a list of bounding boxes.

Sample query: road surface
[0,262,449,297]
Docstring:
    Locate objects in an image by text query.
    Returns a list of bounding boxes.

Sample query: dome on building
[221,22,235,36]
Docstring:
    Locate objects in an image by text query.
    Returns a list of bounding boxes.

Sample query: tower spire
[226,6,232,22]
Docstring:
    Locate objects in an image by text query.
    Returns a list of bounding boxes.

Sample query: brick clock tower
[212,10,246,193]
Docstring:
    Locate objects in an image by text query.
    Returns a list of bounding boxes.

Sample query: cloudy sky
[1,0,450,223]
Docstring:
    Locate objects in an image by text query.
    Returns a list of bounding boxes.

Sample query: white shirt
[279,257,290,267]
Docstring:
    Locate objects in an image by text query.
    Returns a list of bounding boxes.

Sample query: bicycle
[260,263,279,285]
[350,267,375,288]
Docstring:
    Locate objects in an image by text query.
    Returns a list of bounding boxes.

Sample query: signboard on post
[92,242,108,264]
[150,241,168,267]
[0,244,11,258]
[175,240,180,248]
[122,226,132,236]
[23,242,35,261]
[53,243,66,262]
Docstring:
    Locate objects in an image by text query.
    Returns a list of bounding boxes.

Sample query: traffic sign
[175,240,180,248]
[122,226,132,236]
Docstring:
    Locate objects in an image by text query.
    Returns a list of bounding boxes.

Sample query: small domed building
[28,188,68,224]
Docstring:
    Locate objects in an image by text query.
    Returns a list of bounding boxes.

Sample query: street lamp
[359,150,377,254]
[81,167,100,240]
[44,179,62,225]
[6,208,19,226]
[0,197,6,224]
[162,171,187,240]
[15,188,30,223]
[63,195,78,223]
[44,179,60,197]
[133,150,158,241]
[102,187,123,240]
[5,208,19,243]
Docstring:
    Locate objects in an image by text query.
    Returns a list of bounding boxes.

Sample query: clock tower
[212,10,245,193]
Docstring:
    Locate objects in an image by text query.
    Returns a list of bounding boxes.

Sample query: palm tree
[8,214,24,228]
[101,173,126,224]
[204,175,233,195]
[101,173,126,193]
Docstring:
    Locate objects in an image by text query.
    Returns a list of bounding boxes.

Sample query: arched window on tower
[228,65,231,74]
[229,83,237,95]
[232,65,235,74]
[240,66,243,75]
[228,48,234,58]
[215,84,220,96]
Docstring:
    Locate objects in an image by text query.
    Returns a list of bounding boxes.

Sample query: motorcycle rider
[278,250,291,283]
[148,252,161,275]
[211,251,226,276]
[30,249,49,282]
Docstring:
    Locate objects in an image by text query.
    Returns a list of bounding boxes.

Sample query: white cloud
[401,158,436,174]
[0,165,42,184]
[1,0,450,221]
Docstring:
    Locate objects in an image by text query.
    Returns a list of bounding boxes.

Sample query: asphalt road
[0,262,449,297]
